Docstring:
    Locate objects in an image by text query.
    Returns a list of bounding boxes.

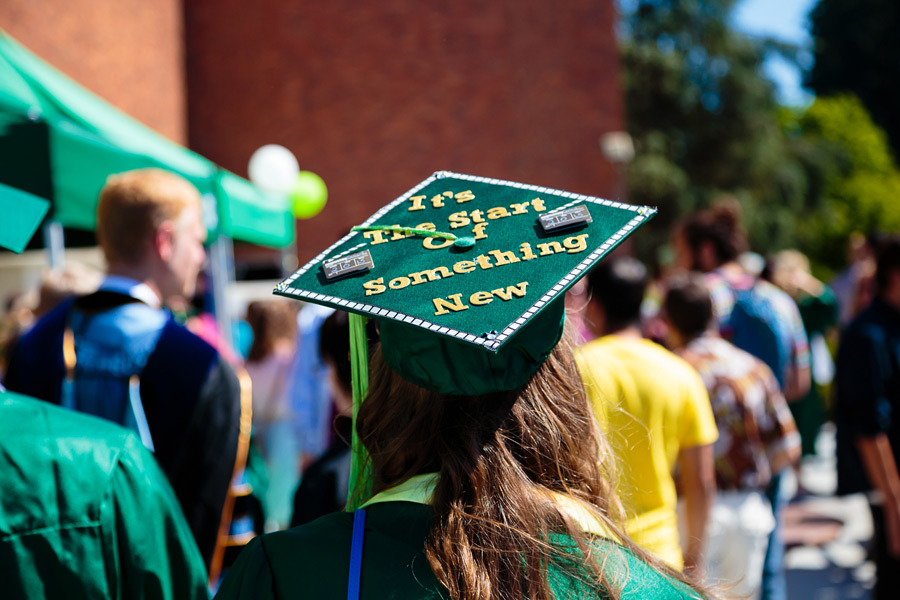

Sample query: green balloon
[290,171,328,219]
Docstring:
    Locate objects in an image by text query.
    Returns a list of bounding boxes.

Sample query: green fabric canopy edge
[0,30,295,249]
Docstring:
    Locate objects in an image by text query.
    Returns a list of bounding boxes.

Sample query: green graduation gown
[213,501,702,600]
[0,391,209,600]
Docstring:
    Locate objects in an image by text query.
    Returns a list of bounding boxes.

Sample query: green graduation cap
[275,171,655,507]
[276,170,654,396]
[0,182,50,253]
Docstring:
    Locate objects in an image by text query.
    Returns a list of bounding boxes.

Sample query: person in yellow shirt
[576,256,718,577]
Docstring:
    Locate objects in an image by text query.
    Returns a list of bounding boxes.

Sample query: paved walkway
[784,423,874,599]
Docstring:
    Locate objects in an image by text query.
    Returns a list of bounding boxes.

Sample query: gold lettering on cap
[448,211,470,229]
[473,254,493,269]
[488,249,520,266]
[422,237,454,250]
[519,242,537,260]
[453,260,476,274]
[363,230,390,245]
[433,294,469,316]
[454,190,475,203]
[470,291,494,306]
[487,206,511,220]
[536,241,564,256]
[410,266,454,285]
[491,282,529,301]
[389,276,411,290]
[363,278,386,296]
[408,195,426,211]
[564,234,589,254]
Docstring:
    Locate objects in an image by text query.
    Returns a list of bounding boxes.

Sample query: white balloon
[248,144,300,195]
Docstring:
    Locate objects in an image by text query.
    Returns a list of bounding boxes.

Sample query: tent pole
[42,220,65,269]
[208,234,235,356]
[280,241,298,277]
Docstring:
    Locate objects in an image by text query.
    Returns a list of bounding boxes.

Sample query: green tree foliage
[621,0,811,263]
[806,0,900,157]
[782,95,900,272]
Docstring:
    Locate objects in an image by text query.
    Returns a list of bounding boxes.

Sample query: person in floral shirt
[664,272,800,598]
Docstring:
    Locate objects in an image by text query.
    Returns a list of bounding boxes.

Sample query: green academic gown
[0,391,209,600]
[213,501,701,600]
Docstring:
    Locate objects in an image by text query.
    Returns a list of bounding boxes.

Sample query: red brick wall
[1,0,187,144]
[185,1,624,262]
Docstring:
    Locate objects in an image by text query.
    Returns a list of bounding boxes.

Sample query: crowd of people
[1,168,898,600]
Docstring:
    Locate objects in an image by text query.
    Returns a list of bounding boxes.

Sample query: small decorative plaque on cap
[538,204,593,233]
[322,250,375,281]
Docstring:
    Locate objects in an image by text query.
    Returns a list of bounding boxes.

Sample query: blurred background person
[768,249,839,460]
[577,256,718,577]
[244,298,300,531]
[675,200,810,403]
[830,232,877,329]
[290,310,365,526]
[169,272,243,367]
[0,290,34,378]
[0,263,102,378]
[287,303,335,471]
[0,388,211,600]
[674,200,809,600]
[32,263,105,322]
[664,273,801,598]
[834,236,900,600]
[0,185,208,600]
[3,168,242,568]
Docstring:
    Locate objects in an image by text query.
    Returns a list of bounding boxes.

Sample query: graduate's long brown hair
[357,331,709,600]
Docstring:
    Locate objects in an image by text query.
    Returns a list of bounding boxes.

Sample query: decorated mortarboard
[276,170,654,394]
[0,183,50,254]
[275,171,655,508]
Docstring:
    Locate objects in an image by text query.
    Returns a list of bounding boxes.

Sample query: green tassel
[347,312,373,509]
[351,224,475,249]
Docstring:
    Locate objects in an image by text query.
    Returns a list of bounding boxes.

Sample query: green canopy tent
[0,30,296,348]
[0,30,295,249]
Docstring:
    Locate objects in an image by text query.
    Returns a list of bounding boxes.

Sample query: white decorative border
[274,171,656,352]
[324,243,367,262]
[543,199,586,216]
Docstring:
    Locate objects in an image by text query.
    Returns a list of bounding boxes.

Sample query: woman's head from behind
[357,330,626,600]
[359,330,608,493]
